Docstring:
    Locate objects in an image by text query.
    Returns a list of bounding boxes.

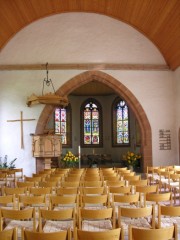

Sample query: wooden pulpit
[32,134,62,171]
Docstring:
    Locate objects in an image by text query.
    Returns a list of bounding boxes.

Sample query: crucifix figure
[7,111,35,149]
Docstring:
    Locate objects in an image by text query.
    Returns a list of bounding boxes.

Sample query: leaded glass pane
[92,135,99,144]
[84,135,91,144]
[61,109,66,121]
[83,100,100,145]
[55,108,67,144]
[115,100,129,144]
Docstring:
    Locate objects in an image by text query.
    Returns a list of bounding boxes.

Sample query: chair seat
[157,217,180,239]
[121,217,151,240]
[82,219,112,231]
[5,220,36,239]
[43,220,74,232]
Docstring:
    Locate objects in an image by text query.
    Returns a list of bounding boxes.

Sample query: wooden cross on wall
[7,111,35,149]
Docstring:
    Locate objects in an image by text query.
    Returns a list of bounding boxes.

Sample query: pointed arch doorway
[35,71,152,172]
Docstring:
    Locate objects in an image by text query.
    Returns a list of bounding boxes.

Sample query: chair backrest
[61,181,80,187]
[18,195,46,209]
[0,195,15,209]
[3,187,27,196]
[123,175,140,181]
[56,187,79,195]
[78,207,115,229]
[0,208,36,231]
[158,204,180,228]
[29,187,52,196]
[108,186,131,195]
[82,181,103,187]
[146,192,172,205]
[129,179,148,186]
[17,181,35,188]
[22,228,70,240]
[106,180,125,187]
[80,187,106,195]
[74,227,121,240]
[0,228,17,240]
[129,224,177,240]
[118,205,155,228]
[50,195,78,210]
[39,208,75,232]
[80,194,108,207]
[39,181,58,188]
[112,193,139,205]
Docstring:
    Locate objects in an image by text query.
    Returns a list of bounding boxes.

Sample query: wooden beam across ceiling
[0,63,169,71]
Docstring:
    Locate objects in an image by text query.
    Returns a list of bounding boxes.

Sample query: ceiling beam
[0,63,169,71]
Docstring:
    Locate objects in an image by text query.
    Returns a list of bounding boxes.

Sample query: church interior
[0,1,180,239]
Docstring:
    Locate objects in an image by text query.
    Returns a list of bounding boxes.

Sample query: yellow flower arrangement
[122,151,141,167]
[61,151,79,168]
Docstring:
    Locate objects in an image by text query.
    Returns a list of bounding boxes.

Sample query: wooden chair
[39,208,75,238]
[0,195,16,209]
[61,181,80,188]
[80,194,109,208]
[29,187,52,196]
[157,204,180,236]
[22,228,70,240]
[80,186,106,195]
[123,175,140,181]
[0,228,17,240]
[106,180,125,187]
[129,179,148,186]
[0,208,36,238]
[74,227,122,240]
[135,184,159,207]
[18,195,47,210]
[129,224,177,240]
[0,173,8,187]
[17,181,35,189]
[46,176,62,186]
[56,187,79,195]
[166,173,180,204]
[39,181,58,189]
[82,175,102,181]
[146,166,160,184]
[112,193,140,215]
[24,177,42,187]
[81,181,104,187]
[13,168,23,183]
[3,186,27,197]
[50,195,79,210]
[78,207,116,230]
[146,192,172,206]
[118,205,155,240]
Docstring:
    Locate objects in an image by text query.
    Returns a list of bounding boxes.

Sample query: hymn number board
[159,129,171,150]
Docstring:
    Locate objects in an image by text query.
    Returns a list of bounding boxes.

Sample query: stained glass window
[112,98,130,146]
[55,105,72,147]
[81,99,102,146]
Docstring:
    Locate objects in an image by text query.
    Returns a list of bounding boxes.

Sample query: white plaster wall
[0,69,177,175]
[0,13,165,64]
[174,67,180,164]
[0,13,177,175]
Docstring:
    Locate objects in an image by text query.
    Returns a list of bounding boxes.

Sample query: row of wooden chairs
[0,204,179,239]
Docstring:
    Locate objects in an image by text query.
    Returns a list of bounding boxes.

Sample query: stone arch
[35,71,152,172]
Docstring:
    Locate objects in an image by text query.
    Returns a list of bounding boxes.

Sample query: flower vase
[128,165,134,172]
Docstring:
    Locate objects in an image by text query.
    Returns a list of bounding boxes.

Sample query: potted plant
[61,151,79,168]
[0,155,17,169]
[122,151,141,171]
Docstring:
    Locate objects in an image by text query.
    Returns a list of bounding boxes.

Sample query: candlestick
[78,145,81,169]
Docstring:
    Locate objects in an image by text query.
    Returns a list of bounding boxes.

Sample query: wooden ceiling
[0,0,179,70]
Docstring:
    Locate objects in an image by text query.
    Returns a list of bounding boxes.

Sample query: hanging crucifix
[7,111,35,149]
